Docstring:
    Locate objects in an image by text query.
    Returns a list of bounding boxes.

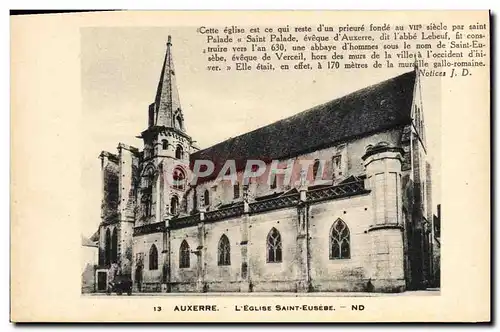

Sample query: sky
[81,27,441,238]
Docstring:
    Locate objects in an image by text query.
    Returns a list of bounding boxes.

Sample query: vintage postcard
[11,10,490,322]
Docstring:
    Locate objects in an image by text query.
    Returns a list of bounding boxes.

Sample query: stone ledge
[367,223,404,232]
[133,221,165,236]
[362,146,405,161]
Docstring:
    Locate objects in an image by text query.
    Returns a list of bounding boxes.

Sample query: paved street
[86,289,440,297]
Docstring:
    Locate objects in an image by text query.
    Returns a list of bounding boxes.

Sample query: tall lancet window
[104,228,111,266]
[266,227,282,263]
[111,228,118,263]
[330,219,350,260]
[203,189,210,206]
[218,235,231,266]
[149,244,158,270]
[179,240,190,268]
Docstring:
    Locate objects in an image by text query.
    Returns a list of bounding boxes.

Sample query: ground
[86,289,440,297]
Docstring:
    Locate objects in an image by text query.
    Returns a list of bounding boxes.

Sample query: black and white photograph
[81,27,441,296]
[11,10,489,323]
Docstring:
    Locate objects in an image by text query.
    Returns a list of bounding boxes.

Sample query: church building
[94,36,435,293]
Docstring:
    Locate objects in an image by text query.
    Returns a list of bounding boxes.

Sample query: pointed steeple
[151,36,184,131]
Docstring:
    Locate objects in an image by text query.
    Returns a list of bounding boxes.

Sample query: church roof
[190,70,416,180]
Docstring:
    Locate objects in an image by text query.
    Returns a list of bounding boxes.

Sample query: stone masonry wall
[132,232,164,292]
[247,207,300,292]
[308,193,373,292]
[169,225,199,292]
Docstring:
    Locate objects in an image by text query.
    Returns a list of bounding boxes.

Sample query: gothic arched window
[203,189,210,206]
[233,182,240,199]
[172,167,185,190]
[330,219,350,260]
[179,240,190,268]
[104,228,111,266]
[175,145,183,159]
[266,227,282,263]
[162,139,168,150]
[149,244,158,270]
[312,159,321,180]
[111,228,118,263]
[218,234,231,266]
[170,195,179,215]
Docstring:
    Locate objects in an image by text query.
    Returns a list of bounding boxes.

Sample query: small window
[312,159,321,180]
[149,244,158,270]
[233,182,240,199]
[179,240,190,268]
[330,219,350,260]
[175,145,184,159]
[218,234,231,266]
[203,189,210,206]
[332,155,342,179]
[162,140,168,150]
[170,196,179,215]
[267,227,282,263]
[333,155,342,168]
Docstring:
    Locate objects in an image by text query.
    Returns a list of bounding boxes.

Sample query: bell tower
[137,36,193,225]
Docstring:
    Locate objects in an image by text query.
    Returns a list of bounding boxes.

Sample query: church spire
[150,35,184,131]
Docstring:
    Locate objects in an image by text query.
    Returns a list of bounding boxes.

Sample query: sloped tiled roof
[190,70,416,180]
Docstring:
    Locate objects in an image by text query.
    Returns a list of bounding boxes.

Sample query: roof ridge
[194,70,415,156]
[191,70,417,178]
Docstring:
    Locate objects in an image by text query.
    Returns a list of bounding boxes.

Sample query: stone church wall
[169,225,199,292]
[308,193,373,292]
[204,217,244,292]
[247,207,300,292]
[132,232,163,292]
